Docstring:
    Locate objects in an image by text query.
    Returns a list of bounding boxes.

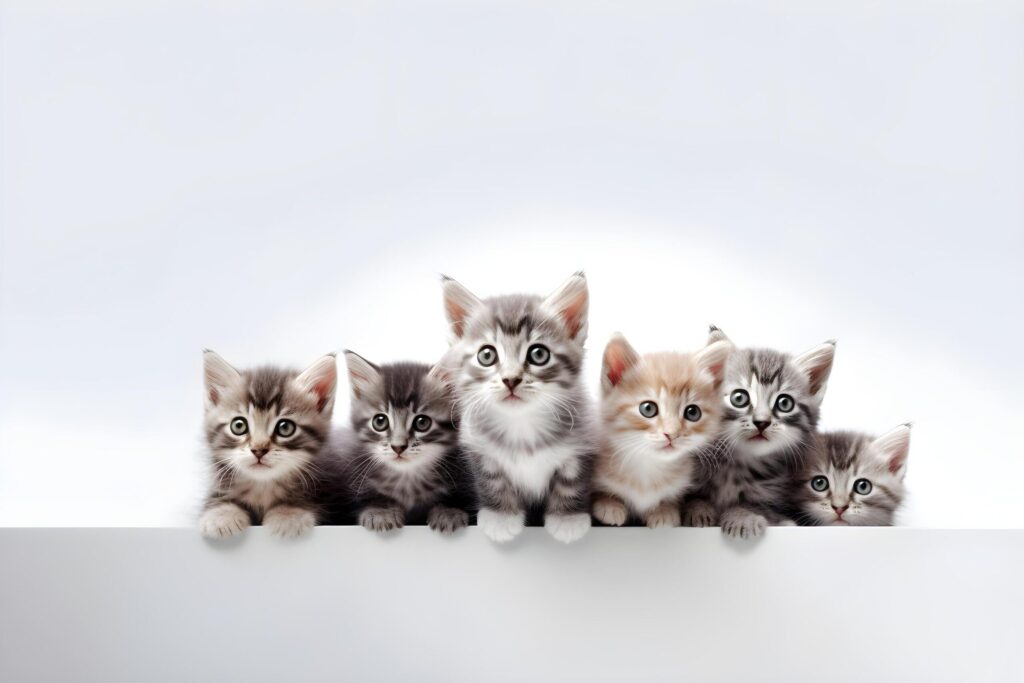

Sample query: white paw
[359,506,404,533]
[200,503,250,539]
[545,512,591,544]
[263,505,316,538]
[721,509,767,539]
[645,504,681,529]
[682,500,717,527]
[778,518,797,527]
[428,506,469,534]
[592,496,628,526]
[477,508,525,543]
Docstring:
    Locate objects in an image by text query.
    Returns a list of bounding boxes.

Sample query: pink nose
[251,448,268,461]
[832,504,849,517]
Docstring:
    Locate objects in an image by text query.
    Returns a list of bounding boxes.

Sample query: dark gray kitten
[440,272,596,544]
[340,351,474,534]
[199,350,337,539]
[790,425,911,526]
[684,327,836,538]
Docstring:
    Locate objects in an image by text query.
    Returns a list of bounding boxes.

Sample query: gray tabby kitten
[199,350,337,539]
[441,272,596,544]
[341,351,473,534]
[684,327,836,538]
[790,425,911,526]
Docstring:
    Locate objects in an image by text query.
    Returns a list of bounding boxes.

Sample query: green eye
[477,346,497,367]
[527,344,551,366]
[275,419,296,437]
[810,476,829,492]
[684,404,702,422]
[854,478,873,495]
[229,417,248,436]
[372,414,389,432]
[639,401,658,418]
[413,415,433,432]
[775,394,795,413]
[730,390,750,408]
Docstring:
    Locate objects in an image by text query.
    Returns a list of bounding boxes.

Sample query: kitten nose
[753,420,771,433]
[832,504,849,516]
[502,377,522,391]
[391,443,407,456]
[250,447,268,460]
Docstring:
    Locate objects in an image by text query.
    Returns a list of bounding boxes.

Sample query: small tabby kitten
[593,333,732,528]
[685,327,836,538]
[791,425,911,526]
[199,350,337,539]
[441,272,596,544]
[341,351,473,534]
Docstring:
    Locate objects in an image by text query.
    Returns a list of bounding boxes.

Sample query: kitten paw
[200,503,250,539]
[359,507,404,533]
[264,505,316,538]
[428,506,469,534]
[592,496,628,526]
[682,500,717,527]
[545,512,591,544]
[477,508,525,543]
[720,509,767,539]
[645,503,681,529]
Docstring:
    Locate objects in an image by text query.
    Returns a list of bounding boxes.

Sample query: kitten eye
[371,414,389,432]
[853,478,873,495]
[413,415,433,432]
[775,394,795,413]
[229,417,248,436]
[639,401,659,418]
[477,345,497,367]
[275,419,296,438]
[527,344,551,366]
[729,389,750,408]
[810,476,829,492]
[684,404,702,422]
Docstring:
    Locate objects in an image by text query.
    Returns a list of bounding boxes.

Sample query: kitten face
[796,426,911,526]
[440,273,588,428]
[601,334,732,463]
[344,352,457,472]
[203,351,336,483]
[710,328,835,459]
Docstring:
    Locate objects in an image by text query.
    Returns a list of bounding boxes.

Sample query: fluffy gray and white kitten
[790,425,911,526]
[441,272,596,544]
[684,327,836,538]
[339,351,474,534]
[199,350,337,539]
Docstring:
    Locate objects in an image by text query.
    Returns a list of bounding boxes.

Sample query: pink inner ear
[311,377,333,412]
[560,294,587,338]
[207,388,219,405]
[445,299,468,338]
[888,454,905,474]
[605,347,631,386]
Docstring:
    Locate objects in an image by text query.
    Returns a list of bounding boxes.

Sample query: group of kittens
[199,272,912,543]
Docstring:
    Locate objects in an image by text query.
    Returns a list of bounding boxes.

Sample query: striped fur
[685,328,836,538]
[441,273,596,543]
[789,426,911,526]
[199,351,337,539]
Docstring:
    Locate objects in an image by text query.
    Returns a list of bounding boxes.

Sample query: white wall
[1,1,1021,527]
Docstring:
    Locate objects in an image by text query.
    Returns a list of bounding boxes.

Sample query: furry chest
[484,443,577,499]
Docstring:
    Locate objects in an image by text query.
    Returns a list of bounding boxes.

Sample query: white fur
[477,508,525,543]
[263,505,315,537]
[199,502,250,539]
[545,512,591,543]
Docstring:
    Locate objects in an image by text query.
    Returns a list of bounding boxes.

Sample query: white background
[1,1,1021,527]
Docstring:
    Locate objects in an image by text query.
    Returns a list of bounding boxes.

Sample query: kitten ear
[344,350,383,402]
[440,275,483,340]
[601,333,641,392]
[541,271,589,343]
[794,340,836,400]
[872,423,912,478]
[694,339,733,383]
[707,324,732,346]
[295,353,337,413]
[203,349,242,407]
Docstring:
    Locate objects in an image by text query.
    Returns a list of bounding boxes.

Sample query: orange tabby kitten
[593,334,732,528]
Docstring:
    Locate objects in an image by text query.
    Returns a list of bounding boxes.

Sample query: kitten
[341,351,474,534]
[790,425,911,526]
[440,272,596,544]
[593,333,732,528]
[684,326,836,538]
[199,350,337,539]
